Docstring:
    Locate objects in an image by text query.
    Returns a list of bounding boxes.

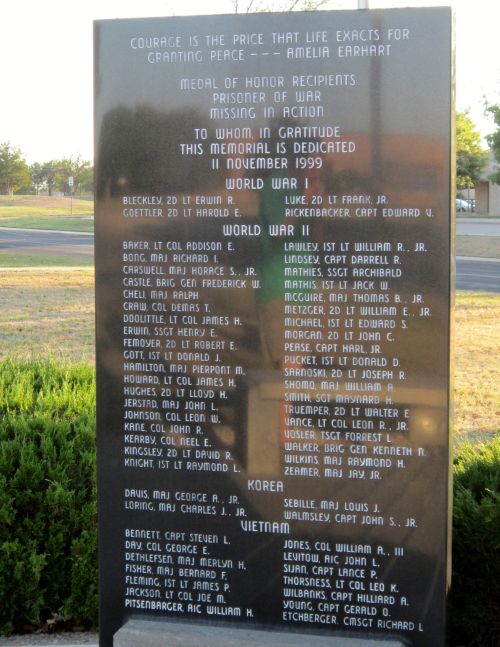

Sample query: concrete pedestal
[114,619,408,647]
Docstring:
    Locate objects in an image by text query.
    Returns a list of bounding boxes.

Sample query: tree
[55,156,93,195]
[77,164,94,195]
[41,161,59,196]
[233,0,331,12]
[485,102,500,184]
[456,111,488,190]
[29,162,46,194]
[0,142,30,195]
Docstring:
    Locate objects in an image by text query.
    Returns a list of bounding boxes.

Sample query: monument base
[114,619,408,647]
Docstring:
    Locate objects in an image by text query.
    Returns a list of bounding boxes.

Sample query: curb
[0,227,93,237]
[457,256,500,263]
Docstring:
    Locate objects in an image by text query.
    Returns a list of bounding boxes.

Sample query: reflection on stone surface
[95,8,452,647]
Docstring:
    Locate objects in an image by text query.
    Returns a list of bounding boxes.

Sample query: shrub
[0,359,97,634]
[451,436,500,646]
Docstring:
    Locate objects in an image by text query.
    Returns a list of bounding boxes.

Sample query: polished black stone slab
[95,8,452,647]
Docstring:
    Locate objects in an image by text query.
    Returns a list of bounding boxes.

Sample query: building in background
[475,152,500,215]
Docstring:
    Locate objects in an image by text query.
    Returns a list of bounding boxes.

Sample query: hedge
[0,359,96,634]
[450,436,500,646]
[0,359,498,645]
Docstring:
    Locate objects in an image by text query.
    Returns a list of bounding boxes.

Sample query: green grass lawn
[0,195,94,232]
[0,252,93,267]
[0,216,94,232]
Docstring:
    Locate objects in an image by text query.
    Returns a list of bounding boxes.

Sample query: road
[0,227,499,293]
[456,258,500,293]
[0,227,94,261]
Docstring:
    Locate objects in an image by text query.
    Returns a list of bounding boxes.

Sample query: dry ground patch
[0,270,498,443]
[454,291,500,443]
[456,235,500,259]
[0,269,95,364]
